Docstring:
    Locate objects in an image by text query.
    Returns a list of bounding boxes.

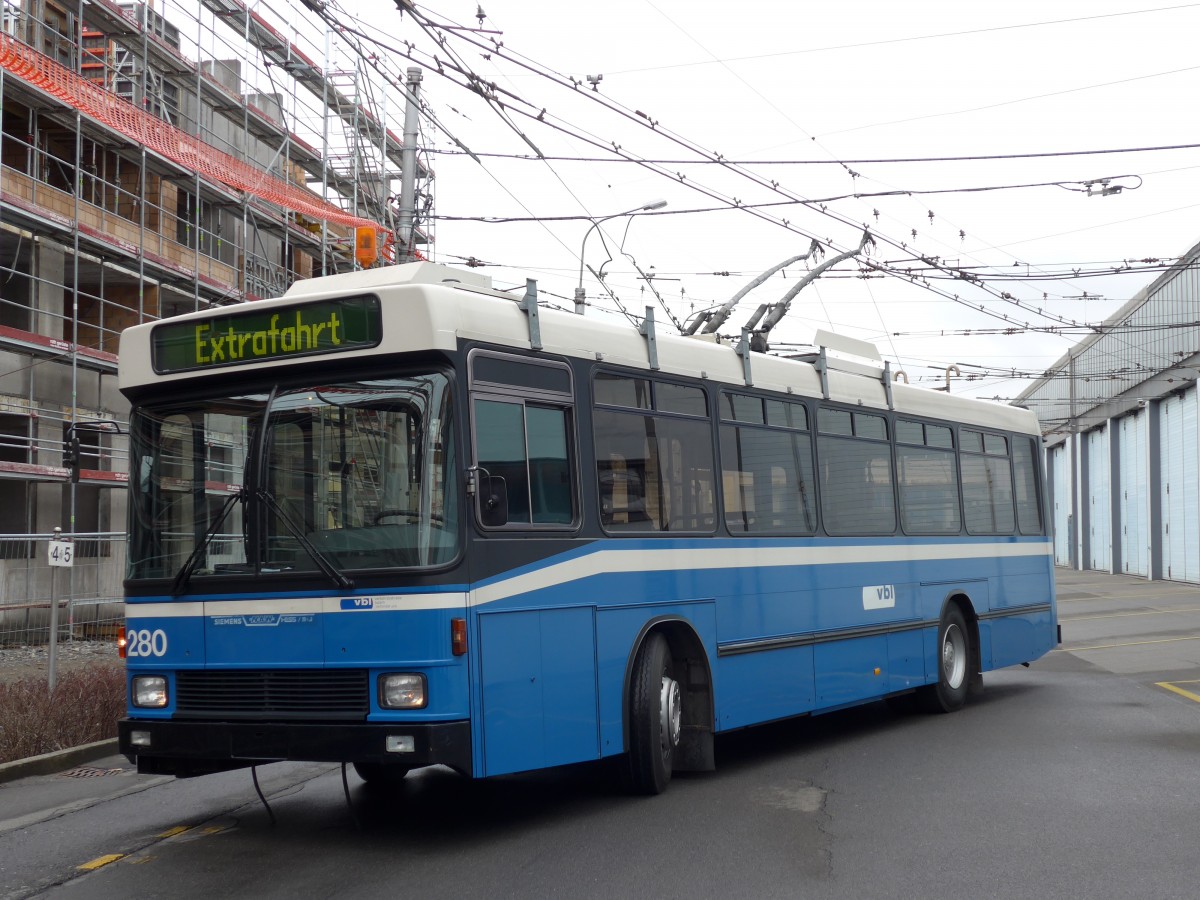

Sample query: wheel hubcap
[660,675,681,756]
[942,624,967,689]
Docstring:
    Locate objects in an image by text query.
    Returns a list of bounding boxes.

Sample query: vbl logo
[862,583,896,610]
[342,598,374,610]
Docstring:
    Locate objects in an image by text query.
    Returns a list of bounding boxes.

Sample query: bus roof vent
[282,262,495,298]
[811,329,881,361]
[789,329,894,409]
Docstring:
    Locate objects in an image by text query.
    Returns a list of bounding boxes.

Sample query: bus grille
[174,669,370,720]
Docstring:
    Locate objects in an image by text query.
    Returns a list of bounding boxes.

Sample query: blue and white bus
[116,262,1056,794]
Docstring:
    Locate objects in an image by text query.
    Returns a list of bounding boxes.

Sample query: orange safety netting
[1,33,388,246]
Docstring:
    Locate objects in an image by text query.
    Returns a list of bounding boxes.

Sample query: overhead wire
[337,2,1187,352]
[390,9,1092,335]
[821,64,1200,138]
[604,3,1200,75]
[421,140,1200,166]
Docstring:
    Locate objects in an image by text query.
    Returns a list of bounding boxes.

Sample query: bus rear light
[451,617,468,656]
[117,627,127,659]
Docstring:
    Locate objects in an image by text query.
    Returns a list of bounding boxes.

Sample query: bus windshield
[127,373,458,582]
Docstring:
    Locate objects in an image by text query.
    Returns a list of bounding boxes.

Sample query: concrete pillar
[33,238,65,341]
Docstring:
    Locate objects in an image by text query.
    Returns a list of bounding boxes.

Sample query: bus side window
[594,401,714,534]
[816,408,896,535]
[1012,436,1044,534]
[527,406,572,524]
[473,398,576,528]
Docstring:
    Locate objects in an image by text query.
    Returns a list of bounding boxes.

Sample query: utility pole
[398,67,422,261]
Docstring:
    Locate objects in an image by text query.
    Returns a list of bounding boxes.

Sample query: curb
[0,738,121,784]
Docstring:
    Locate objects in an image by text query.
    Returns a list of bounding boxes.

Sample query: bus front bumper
[118,718,472,778]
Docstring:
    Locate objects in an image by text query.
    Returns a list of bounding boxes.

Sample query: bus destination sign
[151,295,382,374]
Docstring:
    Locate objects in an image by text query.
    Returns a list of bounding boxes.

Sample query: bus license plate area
[230,725,290,759]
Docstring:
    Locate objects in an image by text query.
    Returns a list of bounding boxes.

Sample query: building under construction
[0,0,431,639]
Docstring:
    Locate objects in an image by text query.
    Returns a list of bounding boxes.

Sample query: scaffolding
[0,0,434,627]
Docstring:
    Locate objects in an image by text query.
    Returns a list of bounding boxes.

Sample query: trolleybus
[116,261,1057,794]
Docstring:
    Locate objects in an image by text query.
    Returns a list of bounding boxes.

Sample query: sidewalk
[0,739,120,784]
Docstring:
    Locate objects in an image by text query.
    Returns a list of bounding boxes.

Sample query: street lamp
[574,199,667,314]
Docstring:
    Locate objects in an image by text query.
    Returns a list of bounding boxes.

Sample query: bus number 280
[127,628,168,657]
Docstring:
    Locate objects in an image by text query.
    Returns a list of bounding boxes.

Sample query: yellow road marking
[201,826,226,835]
[1156,682,1200,704]
[78,854,124,871]
[1063,607,1200,622]
[1059,635,1200,652]
[158,826,191,838]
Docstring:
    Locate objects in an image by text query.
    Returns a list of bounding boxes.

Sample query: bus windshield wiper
[170,488,245,597]
[256,488,354,590]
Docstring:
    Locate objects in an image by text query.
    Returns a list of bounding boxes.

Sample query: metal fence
[0,533,125,647]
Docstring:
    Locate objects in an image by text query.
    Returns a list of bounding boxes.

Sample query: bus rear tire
[920,606,971,713]
[628,633,680,795]
[353,762,410,786]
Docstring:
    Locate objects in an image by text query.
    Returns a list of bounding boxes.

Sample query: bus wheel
[353,762,410,786]
[921,606,970,713]
[629,633,681,795]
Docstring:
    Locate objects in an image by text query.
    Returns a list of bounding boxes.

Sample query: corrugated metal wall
[1018,243,1200,583]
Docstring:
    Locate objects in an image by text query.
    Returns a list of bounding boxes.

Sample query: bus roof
[118,262,1039,435]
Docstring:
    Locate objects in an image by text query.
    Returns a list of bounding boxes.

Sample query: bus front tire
[921,606,971,713]
[353,762,410,786]
[628,633,680,795]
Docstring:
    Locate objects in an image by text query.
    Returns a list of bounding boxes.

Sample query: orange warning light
[355,227,379,268]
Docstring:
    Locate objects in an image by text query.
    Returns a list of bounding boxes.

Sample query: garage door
[1050,442,1072,567]
[1117,411,1148,577]
[1158,390,1199,583]
[1086,426,1110,571]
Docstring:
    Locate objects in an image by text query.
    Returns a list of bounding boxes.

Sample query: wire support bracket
[882,360,895,410]
[518,278,543,350]
[814,346,830,400]
[736,327,754,387]
[639,306,660,370]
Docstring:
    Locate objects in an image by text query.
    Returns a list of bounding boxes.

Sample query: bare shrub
[0,666,125,764]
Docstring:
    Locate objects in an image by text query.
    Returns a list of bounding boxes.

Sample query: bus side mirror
[480,475,509,527]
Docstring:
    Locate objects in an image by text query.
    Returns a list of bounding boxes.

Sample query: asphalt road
[1,568,1197,900]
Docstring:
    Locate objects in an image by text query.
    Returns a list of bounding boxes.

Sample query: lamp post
[574,199,667,314]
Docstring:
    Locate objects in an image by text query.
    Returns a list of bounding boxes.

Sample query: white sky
[334,0,1200,401]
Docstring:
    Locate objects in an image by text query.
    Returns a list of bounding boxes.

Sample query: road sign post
[47,526,74,692]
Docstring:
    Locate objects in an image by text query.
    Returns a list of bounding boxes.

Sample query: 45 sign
[48,539,74,567]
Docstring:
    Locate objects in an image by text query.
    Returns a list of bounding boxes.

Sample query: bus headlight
[132,675,168,708]
[379,673,426,709]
